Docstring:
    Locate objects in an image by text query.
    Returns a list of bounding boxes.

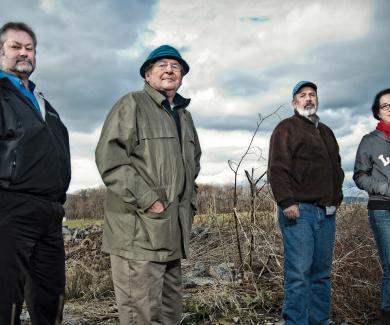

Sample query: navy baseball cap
[140,44,190,78]
[292,81,317,97]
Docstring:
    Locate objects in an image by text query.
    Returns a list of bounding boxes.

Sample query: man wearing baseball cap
[268,81,344,324]
[96,45,201,324]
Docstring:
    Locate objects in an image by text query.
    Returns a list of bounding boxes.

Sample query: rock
[190,226,210,239]
[183,276,215,288]
[198,226,210,239]
[193,260,207,277]
[72,228,85,241]
[62,225,71,234]
[62,226,72,242]
[209,263,235,281]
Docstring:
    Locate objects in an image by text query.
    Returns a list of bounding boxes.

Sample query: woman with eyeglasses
[354,88,390,325]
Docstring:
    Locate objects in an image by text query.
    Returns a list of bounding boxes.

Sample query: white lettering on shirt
[378,154,390,166]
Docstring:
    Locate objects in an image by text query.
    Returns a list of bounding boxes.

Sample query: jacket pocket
[0,99,22,182]
[135,127,184,197]
[103,211,136,251]
[134,199,179,251]
[139,127,176,140]
[136,126,178,159]
[0,143,16,181]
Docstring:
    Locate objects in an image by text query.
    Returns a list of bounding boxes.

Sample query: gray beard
[13,61,34,76]
[0,54,35,77]
[296,105,317,117]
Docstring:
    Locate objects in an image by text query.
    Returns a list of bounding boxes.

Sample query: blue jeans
[279,203,336,325]
[368,210,390,312]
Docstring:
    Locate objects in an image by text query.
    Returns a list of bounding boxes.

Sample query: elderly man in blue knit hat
[96,45,201,324]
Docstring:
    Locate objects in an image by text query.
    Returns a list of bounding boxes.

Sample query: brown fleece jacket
[268,112,344,210]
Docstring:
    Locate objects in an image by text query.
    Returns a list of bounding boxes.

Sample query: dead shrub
[64,204,382,324]
[65,226,113,301]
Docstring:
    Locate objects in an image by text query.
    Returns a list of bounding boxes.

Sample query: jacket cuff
[279,198,296,210]
[137,190,159,211]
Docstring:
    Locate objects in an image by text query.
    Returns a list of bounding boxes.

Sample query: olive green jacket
[95,82,201,262]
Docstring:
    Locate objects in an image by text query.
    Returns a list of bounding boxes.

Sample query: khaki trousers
[110,255,182,325]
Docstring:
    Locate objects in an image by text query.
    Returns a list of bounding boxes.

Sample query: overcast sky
[1,0,389,195]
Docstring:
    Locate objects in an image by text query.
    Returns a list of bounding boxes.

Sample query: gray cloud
[214,0,389,132]
[220,72,269,97]
[3,0,388,134]
[1,0,389,191]
[2,0,156,131]
[194,107,290,133]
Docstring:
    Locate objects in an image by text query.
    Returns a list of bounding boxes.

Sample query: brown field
[63,201,381,325]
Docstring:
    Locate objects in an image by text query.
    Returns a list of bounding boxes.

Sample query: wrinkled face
[378,94,390,125]
[293,86,318,117]
[0,29,36,79]
[145,58,183,93]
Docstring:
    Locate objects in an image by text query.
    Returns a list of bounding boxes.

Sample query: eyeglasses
[380,103,390,111]
[154,61,182,72]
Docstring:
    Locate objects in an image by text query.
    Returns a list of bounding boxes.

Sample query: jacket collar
[293,110,320,127]
[373,129,390,141]
[0,77,44,120]
[143,81,191,110]
[0,70,36,92]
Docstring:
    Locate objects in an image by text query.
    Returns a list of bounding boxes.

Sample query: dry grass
[65,226,112,300]
[332,204,381,324]
[64,204,381,324]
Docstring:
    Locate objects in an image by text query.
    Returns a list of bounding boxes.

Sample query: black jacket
[0,78,71,203]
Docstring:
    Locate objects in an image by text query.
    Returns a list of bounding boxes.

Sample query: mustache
[16,58,33,65]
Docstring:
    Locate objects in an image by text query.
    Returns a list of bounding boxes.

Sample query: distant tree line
[64,184,274,220]
[64,186,106,220]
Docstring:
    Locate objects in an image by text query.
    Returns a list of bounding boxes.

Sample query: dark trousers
[0,191,65,325]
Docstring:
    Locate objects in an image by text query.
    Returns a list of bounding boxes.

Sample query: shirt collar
[143,81,190,109]
[0,70,36,92]
[294,110,320,128]
[158,90,189,109]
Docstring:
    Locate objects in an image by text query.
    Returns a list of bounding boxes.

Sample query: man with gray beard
[268,81,344,324]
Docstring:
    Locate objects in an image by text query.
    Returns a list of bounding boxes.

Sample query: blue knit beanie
[140,45,190,78]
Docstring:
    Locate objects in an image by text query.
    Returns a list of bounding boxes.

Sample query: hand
[147,200,164,213]
[283,205,299,219]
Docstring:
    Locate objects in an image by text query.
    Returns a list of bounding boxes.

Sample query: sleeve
[267,124,296,209]
[191,122,202,215]
[95,95,159,211]
[331,129,345,205]
[353,136,389,196]
[322,126,344,205]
